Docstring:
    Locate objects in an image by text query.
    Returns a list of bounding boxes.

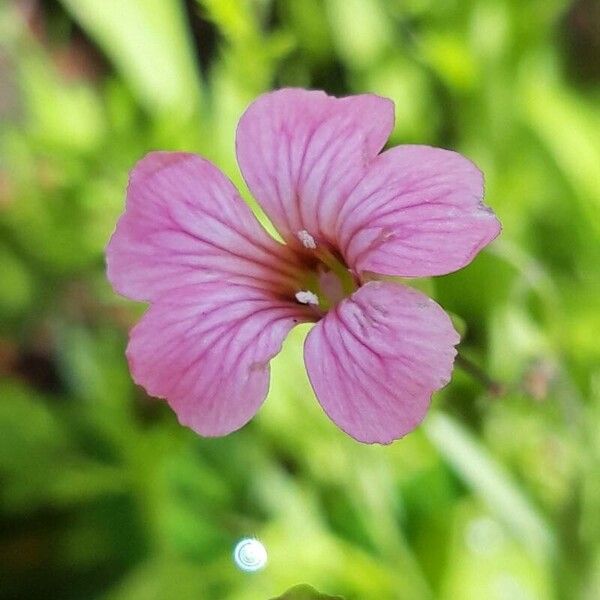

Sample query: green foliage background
[1,0,599,598]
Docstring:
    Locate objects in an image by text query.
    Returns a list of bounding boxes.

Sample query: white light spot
[233,538,267,572]
[295,290,319,305]
[493,574,531,600]
[465,517,504,556]
[297,229,317,249]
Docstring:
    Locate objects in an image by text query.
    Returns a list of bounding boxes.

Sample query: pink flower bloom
[106,89,500,444]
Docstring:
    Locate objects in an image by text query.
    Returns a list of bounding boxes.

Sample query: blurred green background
[1,0,599,598]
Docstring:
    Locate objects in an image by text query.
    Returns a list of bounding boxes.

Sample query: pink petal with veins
[236,88,394,245]
[106,152,299,303]
[127,282,309,436]
[337,145,501,277]
[304,281,459,444]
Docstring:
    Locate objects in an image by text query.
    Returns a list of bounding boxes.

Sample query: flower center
[293,230,357,311]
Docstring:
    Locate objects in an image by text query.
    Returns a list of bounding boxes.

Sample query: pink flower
[106,89,500,444]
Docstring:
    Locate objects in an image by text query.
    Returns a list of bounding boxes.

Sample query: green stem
[455,353,505,397]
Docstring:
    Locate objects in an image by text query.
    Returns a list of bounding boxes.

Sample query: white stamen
[295,290,319,306]
[297,229,317,249]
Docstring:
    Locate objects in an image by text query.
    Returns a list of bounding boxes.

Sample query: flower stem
[455,353,505,397]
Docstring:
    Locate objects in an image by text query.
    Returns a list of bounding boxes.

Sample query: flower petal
[304,281,459,444]
[337,145,501,277]
[127,282,308,436]
[235,88,394,245]
[106,152,299,302]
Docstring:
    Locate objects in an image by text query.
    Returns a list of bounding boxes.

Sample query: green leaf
[270,584,345,600]
[424,413,556,562]
[59,0,201,115]
[326,0,391,69]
